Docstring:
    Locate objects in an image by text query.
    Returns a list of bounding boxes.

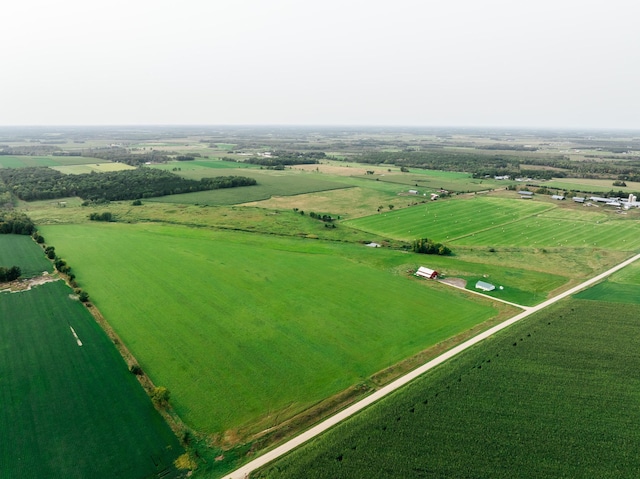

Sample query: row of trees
[0,212,36,235]
[352,148,640,181]
[0,167,257,202]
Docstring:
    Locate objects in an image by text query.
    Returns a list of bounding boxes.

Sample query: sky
[1,0,638,129]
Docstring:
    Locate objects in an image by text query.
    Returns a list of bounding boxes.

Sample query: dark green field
[574,281,640,304]
[0,281,183,478]
[254,299,640,479]
[0,234,52,277]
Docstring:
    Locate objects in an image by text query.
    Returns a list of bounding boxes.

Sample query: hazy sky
[2,0,638,128]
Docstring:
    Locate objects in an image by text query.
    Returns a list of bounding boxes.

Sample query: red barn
[415,266,438,279]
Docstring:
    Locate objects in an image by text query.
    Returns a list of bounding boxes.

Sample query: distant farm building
[518,191,533,199]
[475,280,495,292]
[589,196,612,204]
[415,267,438,279]
[430,193,439,200]
[573,197,585,203]
[366,242,381,248]
[551,195,565,200]
[495,175,510,180]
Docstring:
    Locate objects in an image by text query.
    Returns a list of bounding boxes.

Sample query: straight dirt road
[225,252,640,479]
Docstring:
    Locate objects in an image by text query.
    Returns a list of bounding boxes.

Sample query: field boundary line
[225,252,640,479]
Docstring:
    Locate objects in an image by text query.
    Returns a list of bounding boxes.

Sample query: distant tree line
[80,147,172,166]
[0,145,62,156]
[351,149,640,181]
[0,212,36,235]
[412,238,452,256]
[0,167,257,201]
[243,151,325,167]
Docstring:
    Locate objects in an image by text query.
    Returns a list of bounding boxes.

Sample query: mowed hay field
[344,196,554,242]
[0,280,183,478]
[345,195,640,252]
[254,299,640,479]
[39,223,499,436]
[0,235,52,276]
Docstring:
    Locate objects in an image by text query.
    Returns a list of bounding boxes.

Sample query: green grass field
[574,259,640,304]
[146,168,350,205]
[345,195,640,252]
[451,207,640,251]
[39,222,499,439]
[0,280,183,478]
[254,299,640,479]
[344,196,554,242]
[573,281,640,304]
[0,155,101,168]
[0,234,52,277]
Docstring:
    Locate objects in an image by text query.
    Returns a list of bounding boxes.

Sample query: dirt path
[0,272,60,293]
[224,252,640,479]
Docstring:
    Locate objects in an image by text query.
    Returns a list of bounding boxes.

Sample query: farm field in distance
[0,278,183,478]
[344,196,555,242]
[254,299,640,479]
[3,125,640,478]
[0,155,106,169]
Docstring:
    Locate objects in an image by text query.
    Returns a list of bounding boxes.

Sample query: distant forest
[353,150,640,180]
[0,167,257,201]
[242,151,325,168]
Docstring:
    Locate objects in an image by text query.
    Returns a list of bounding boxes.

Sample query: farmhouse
[430,193,439,200]
[415,267,438,279]
[551,195,565,200]
[475,280,495,291]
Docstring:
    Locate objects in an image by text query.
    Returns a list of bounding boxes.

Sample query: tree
[388,204,394,210]
[151,386,170,407]
[0,266,21,282]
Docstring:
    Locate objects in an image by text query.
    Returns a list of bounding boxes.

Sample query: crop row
[254,299,640,479]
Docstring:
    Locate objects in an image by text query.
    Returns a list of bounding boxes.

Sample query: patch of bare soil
[439,277,467,288]
[0,272,61,293]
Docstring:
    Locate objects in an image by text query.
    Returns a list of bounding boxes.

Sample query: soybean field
[0,280,183,478]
